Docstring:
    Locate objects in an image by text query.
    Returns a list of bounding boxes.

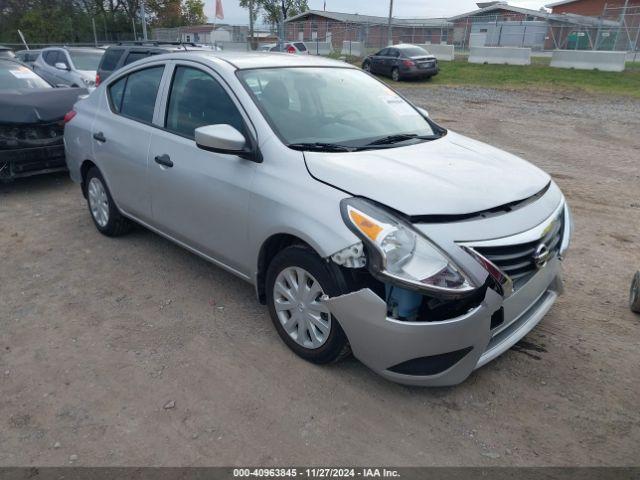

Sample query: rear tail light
[286,45,296,54]
[95,73,101,86]
[402,59,415,67]
[63,110,77,124]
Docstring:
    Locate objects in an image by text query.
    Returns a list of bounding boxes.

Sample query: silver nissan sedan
[64,52,572,386]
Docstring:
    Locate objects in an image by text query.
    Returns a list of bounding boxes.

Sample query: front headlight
[340,198,479,299]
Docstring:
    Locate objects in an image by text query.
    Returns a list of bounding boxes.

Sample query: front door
[147,63,256,274]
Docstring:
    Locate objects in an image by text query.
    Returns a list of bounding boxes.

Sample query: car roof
[164,51,356,70]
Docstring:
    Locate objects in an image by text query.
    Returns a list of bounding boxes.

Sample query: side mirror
[54,62,69,71]
[195,124,261,162]
[417,107,429,118]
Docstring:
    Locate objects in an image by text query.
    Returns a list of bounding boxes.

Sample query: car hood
[304,131,551,216]
[0,87,88,124]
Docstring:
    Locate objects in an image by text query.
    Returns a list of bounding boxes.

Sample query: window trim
[106,64,166,127]
[102,57,261,159]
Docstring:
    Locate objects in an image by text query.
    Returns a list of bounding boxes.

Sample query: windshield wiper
[287,142,355,152]
[364,133,438,147]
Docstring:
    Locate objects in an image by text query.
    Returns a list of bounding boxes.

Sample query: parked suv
[363,43,439,81]
[96,42,209,86]
[34,47,104,90]
[64,52,571,386]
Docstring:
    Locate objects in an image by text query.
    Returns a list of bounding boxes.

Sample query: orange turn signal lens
[349,209,383,241]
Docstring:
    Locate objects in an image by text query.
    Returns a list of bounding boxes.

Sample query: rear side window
[100,48,124,71]
[294,42,307,51]
[108,66,164,123]
[124,51,149,66]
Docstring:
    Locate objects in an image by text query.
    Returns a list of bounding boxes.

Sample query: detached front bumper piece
[323,257,563,387]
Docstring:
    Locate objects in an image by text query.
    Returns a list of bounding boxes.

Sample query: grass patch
[375,58,640,98]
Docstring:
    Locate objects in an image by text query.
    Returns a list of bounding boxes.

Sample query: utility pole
[132,17,137,41]
[92,17,98,46]
[140,0,148,41]
[387,0,394,46]
[249,0,255,50]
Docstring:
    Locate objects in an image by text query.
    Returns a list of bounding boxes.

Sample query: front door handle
[93,132,106,143]
[154,154,173,168]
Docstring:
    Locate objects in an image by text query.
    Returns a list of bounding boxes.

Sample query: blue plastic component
[385,284,423,319]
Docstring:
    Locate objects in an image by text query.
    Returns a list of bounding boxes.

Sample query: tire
[630,271,640,314]
[391,67,400,82]
[363,61,371,72]
[266,245,351,364]
[85,167,132,237]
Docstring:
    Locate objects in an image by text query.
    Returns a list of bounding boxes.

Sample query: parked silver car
[64,52,572,386]
[34,47,103,90]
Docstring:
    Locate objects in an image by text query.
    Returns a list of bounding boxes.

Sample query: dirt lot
[1,85,639,467]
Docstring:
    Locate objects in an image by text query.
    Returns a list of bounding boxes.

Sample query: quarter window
[165,66,244,139]
[108,66,164,123]
[100,48,124,71]
[124,51,149,66]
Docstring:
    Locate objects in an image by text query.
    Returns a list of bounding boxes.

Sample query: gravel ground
[1,85,639,467]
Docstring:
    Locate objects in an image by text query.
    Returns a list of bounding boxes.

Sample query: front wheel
[266,245,351,364]
[363,61,371,72]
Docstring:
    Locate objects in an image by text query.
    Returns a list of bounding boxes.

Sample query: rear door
[91,63,167,223]
[147,61,256,272]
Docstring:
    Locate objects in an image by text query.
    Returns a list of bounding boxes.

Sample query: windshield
[399,47,430,57]
[69,50,103,71]
[0,63,51,89]
[238,67,436,149]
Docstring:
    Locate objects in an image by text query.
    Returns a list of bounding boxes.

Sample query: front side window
[108,66,164,123]
[43,50,60,66]
[165,66,244,139]
[238,67,436,149]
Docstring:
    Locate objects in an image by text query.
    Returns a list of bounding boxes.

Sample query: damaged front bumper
[323,256,563,387]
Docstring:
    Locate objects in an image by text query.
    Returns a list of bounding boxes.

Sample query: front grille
[473,213,564,287]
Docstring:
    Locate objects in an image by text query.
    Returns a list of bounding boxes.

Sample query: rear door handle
[154,154,173,168]
[93,132,106,143]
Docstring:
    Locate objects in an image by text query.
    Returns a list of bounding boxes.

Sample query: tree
[239,0,260,47]
[182,0,206,25]
[253,0,309,28]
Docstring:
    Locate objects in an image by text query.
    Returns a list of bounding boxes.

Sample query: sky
[203,0,550,25]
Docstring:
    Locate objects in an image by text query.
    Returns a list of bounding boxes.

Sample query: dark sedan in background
[362,44,439,81]
[0,58,87,181]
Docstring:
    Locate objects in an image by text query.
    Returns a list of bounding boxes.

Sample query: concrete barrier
[341,41,364,57]
[218,42,249,52]
[304,41,333,56]
[550,50,626,72]
[468,46,531,65]
[416,43,455,61]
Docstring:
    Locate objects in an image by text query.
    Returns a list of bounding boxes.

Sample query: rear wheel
[85,167,132,237]
[266,245,351,364]
[391,67,400,82]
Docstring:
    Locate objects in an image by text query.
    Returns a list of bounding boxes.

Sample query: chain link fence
[2,7,638,59]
